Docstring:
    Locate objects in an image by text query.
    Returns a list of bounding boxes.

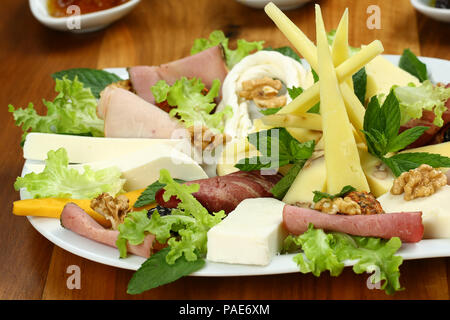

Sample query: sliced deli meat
[283,205,424,243]
[98,86,189,139]
[60,203,155,258]
[155,170,283,214]
[128,45,228,104]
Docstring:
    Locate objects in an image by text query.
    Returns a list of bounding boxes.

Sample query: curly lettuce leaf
[117,169,225,264]
[8,76,104,143]
[394,80,450,127]
[14,148,124,199]
[151,77,232,133]
[191,30,264,68]
[286,224,404,295]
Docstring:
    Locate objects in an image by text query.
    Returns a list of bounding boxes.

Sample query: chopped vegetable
[284,224,404,295]
[151,77,232,133]
[394,80,450,127]
[191,30,264,69]
[14,148,125,199]
[398,49,428,82]
[51,68,122,98]
[9,76,104,143]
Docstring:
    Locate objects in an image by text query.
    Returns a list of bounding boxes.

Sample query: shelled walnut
[314,191,384,215]
[187,125,231,151]
[239,77,287,109]
[90,193,130,230]
[391,164,447,201]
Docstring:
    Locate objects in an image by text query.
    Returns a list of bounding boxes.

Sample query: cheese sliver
[315,5,369,193]
[23,133,191,163]
[24,143,208,191]
[331,8,353,90]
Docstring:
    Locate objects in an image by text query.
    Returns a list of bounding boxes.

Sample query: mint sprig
[312,185,356,203]
[235,128,315,199]
[362,89,450,176]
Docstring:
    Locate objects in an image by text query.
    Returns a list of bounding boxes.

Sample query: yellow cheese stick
[261,113,322,130]
[278,41,383,115]
[331,8,353,90]
[315,4,369,193]
[265,3,383,119]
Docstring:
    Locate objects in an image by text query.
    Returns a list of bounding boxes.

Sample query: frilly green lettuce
[394,80,450,127]
[9,76,104,143]
[14,148,125,199]
[190,30,264,69]
[117,169,226,264]
[151,77,232,133]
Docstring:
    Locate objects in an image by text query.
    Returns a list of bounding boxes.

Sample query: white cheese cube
[206,198,287,266]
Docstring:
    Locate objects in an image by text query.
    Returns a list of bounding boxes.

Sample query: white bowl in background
[29,0,141,33]
[235,0,312,10]
[410,0,450,23]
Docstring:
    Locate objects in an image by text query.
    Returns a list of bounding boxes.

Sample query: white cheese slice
[25,143,208,191]
[206,198,287,266]
[378,186,450,239]
[23,133,191,163]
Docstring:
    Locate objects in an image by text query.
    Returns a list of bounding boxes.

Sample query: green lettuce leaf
[9,76,104,143]
[117,169,226,264]
[286,224,404,295]
[191,30,264,68]
[14,148,124,199]
[151,77,232,133]
[394,80,450,127]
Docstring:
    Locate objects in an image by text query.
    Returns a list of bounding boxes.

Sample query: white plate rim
[22,54,450,277]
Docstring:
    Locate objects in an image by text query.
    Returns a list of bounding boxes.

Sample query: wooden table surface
[1,0,449,301]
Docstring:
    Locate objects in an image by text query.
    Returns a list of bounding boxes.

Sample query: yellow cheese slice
[283,155,327,205]
[358,147,395,197]
[315,5,369,193]
[365,56,421,102]
[401,142,450,158]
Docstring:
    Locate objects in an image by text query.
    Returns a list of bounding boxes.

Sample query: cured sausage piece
[155,171,283,214]
[60,203,156,258]
[283,205,424,243]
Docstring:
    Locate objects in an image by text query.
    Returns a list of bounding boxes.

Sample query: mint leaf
[381,90,402,141]
[259,107,282,115]
[352,67,367,105]
[235,156,288,171]
[312,185,356,203]
[270,161,306,200]
[398,49,428,82]
[134,179,185,208]
[127,248,205,294]
[51,68,122,98]
[311,69,319,83]
[383,152,450,177]
[386,126,429,153]
[287,86,304,99]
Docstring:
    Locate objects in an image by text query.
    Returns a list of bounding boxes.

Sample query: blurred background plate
[411,0,450,23]
[235,0,312,10]
[29,0,141,33]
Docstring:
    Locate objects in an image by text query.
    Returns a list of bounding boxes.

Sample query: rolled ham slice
[98,86,189,139]
[60,203,155,258]
[128,45,228,104]
[283,205,424,243]
[156,170,283,214]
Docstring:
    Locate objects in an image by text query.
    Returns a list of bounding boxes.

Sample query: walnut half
[314,191,384,215]
[90,193,130,230]
[391,164,447,201]
[239,77,287,109]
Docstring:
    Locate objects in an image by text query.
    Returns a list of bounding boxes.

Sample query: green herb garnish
[312,185,356,203]
[362,89,450,176]
[235,128,315,199]
[133,179,186,208]
[398,49,428,82]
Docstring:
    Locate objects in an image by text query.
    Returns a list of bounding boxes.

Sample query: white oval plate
[23,54,450,276]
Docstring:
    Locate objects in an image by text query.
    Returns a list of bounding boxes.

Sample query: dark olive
[147,205,173,218]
